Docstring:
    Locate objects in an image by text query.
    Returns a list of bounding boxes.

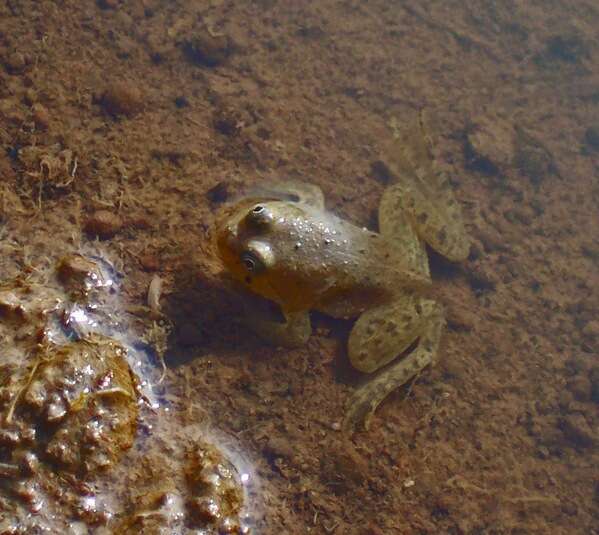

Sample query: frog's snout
[212,205,240,264]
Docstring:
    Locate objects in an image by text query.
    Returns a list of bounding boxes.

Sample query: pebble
[536,446,550,459]
[99,81,143,117]
[561,501,578,517]
[139,253,160,272]
[0,290,26,322]
[23,88,36,106]
[263,436,294,461]
[147,275,163,319]
[31,103,49,130]
[206,182,229,204]
[56,254,101,290]
[445,307,474,332]
[96,0,119,9]
[84,210,123,239]
[464,116,515,176]
[320,440,368,489]
[184,30,232,67]
[582,320,599,339]
[474,227,506,253]
[467,264,498,292]
[4,51,26,73]
[566,376,591,402]
[559,414,595,448]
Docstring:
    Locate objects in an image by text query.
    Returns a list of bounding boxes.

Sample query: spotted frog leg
[343,113,470,431]
[382,110,470,262]
[343,296,446,431]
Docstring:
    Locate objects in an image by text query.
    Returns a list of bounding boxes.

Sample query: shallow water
[0,1,598,534]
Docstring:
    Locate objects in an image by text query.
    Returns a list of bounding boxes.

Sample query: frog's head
[212,198,322,311]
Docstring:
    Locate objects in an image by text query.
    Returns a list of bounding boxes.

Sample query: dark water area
[0,1,598,533]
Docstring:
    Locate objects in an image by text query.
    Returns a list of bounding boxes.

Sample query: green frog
[212,113,470,431]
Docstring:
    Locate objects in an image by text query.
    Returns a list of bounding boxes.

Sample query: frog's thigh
[246,309,311,348]
[381,177,469,262]
[379,185,430,278]
[344,299,445,432]
[348,295,425,373]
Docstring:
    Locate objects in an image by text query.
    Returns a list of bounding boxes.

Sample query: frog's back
[307,210,432,318]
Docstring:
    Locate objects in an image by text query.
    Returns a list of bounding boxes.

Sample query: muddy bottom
[1,1,598,534]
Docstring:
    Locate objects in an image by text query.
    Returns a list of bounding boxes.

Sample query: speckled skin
[213,116,470,431]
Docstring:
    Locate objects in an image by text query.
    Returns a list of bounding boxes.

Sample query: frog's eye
[241,251,263,273]
[245,204,273,228]
[240,240,275,276]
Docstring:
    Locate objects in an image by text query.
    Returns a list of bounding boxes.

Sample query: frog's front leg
[244,302,311,348]
[343,297,445,432]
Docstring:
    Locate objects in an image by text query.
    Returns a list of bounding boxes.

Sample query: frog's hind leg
[379,188,430,279]
[344,298,445,432]
[382,111,470,262]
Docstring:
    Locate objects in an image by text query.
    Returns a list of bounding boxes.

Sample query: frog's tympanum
[213,113,470,431]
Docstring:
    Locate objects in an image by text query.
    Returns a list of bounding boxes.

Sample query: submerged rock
[463,115,514,177]
[185,442,247,532]
[183,29,233,67]
[116,440,250,534]
[3,336,139,474]
[57,254,111,298]
[84,209,124,239]
[513,126,558,185]
[584,125,599,152]
[98,81,144,118]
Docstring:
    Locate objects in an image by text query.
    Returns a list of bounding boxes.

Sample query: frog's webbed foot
[245,304,311,348]
[249,180,325,210]
[343,298,445,433]
[382,111,470,262]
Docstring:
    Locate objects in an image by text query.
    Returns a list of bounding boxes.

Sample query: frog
[212,112,470,432]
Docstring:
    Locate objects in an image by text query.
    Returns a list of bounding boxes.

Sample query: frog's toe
[342,347,433,434]
[245,308,311,348]
[343,388,379,433]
